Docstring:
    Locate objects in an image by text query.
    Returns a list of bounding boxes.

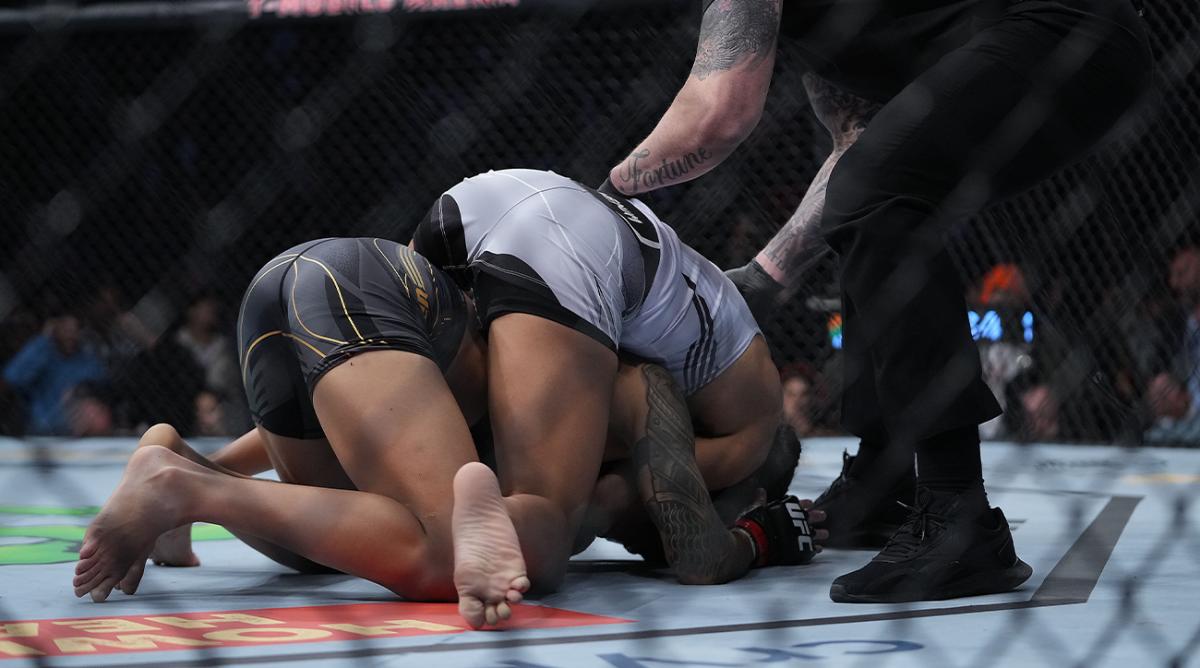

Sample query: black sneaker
[813,451,915,549]
[828,487,1032,603]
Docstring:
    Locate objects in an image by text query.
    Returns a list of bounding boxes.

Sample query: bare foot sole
[452,462,530,629]
[74,446,189,602]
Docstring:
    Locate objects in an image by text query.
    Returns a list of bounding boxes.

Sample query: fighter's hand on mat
[735,493,827,566]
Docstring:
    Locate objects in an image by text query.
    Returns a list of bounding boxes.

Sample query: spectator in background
[83,282,156,372]
[972,263,1029,307]
[1018,384,1061,442]
[780,363,817,437]
[67,382,114,437]
[2,313,107,435]
[174,292,243,434]
[114,334,204,435]
[1004,372,1061,442]
[1166,246,1200,415]
[0,305,42,434]
[1143,246,1200,445]
[972,263,1035,440]
[1145,372,1200,444]
[193,388,226,437]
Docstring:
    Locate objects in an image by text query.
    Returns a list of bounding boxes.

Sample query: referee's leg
[821,0,1151,602]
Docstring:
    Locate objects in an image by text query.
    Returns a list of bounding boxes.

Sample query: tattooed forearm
[757,76,881,284]
[801,73,882,149]
[631,365,752,585]
[616,147,713,193]
[758,150,840,284]
[692,0,783,80]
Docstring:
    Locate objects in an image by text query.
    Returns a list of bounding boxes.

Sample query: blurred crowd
[2,244,1197,446]
[0,283,248,438]
[776,244,1200,447]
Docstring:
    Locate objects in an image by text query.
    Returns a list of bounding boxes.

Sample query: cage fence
[0,0,1197,665]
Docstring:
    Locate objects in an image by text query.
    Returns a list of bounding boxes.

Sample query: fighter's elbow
[697,105,762,150]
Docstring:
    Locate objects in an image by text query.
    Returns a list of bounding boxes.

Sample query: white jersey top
[412,169,759,395]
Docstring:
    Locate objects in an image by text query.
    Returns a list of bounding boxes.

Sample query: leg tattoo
[631,365,754,584]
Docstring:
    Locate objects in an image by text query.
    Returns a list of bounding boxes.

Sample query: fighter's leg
[468,314,615,603]
[76,351,477,603]
[134,424,223,571]
[129,424,350,577]
[116,424,277,593]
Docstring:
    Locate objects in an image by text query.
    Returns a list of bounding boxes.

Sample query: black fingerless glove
[725,260,785,325]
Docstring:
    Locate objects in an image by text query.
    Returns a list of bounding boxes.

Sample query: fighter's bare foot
[136,425,201,569]
[149,525,200,567]
[452,462,530,629]
[74,446,192,602]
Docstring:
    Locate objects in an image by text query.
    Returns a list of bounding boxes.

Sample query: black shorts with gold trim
[236,237,468,439]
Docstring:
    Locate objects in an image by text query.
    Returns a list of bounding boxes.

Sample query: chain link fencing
[0,0,1196,445]
[0,2,1196,666]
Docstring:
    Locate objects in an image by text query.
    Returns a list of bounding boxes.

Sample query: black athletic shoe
[828,487,1032,603]
[813,451,915,549]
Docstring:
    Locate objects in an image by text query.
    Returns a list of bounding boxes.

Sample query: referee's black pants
[821,0,1152,445]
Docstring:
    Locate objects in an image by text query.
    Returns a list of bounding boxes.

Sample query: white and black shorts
[411,169,759,396]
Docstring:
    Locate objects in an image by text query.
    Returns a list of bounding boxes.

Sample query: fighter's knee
[138,423,181,449]
[380,548,456,601]
[386,575,455,602]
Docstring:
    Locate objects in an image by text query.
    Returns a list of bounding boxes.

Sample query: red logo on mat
[0,602,628,659]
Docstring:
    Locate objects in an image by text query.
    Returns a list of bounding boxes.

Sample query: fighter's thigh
[487,313,617,521]
[255,425,354,490]
[311,349,476,519]
[688,336,781,444]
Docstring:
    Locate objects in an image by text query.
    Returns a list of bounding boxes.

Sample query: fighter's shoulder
[452,168,583,194]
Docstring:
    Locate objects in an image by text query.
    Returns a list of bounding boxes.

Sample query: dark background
[0,0,1196,441]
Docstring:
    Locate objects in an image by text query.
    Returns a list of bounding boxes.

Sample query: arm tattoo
[616,146,714,193]
[801,72,882,149]
[631,365,750,584]
[759,151,840,283]
[691,0,783,80]
[758,76,881,285]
